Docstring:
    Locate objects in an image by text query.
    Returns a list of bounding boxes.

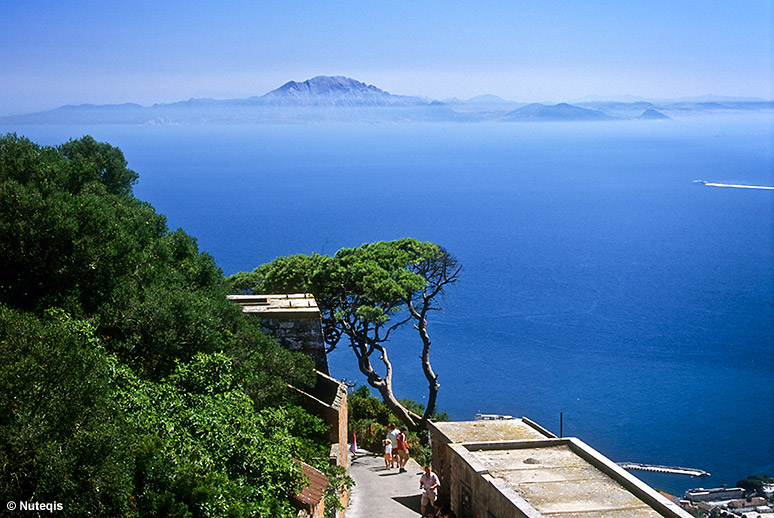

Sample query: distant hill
[0,76,771,125]
[637,109,670,120]
[502,103,616,121]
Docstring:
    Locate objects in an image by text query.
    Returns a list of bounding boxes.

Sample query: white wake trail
[695,180,774,190]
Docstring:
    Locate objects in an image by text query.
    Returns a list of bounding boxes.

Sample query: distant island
[2,75,772,125]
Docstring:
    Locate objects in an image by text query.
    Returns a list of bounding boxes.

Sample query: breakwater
[618,462,710,477]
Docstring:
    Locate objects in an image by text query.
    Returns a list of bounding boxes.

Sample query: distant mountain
[0,76,771,125]
[636,109,670,120]
[0,76,449,124]
[251,76,428,107]
[502,103,616,121]
[462,94,514,104]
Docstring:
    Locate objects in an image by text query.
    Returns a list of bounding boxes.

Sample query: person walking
[349,431,357,459]
[419,465,441,518]
[396,427,409,473]
[386,423,399,468]
[382,438,392,469]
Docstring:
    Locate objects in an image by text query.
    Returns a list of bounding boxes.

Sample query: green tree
[0,133,315,384]
[0,134,156,313]
[229,239,460,432]
[0,305,134,516]
[0,304,326,517]
[347,385,447,467]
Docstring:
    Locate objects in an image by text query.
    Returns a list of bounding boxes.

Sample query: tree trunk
[351,337,423,432]
[416,310,440,429]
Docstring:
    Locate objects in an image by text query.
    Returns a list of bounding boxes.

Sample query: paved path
[345,449,425,518]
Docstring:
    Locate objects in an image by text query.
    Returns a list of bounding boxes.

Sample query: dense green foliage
[0,306,133,515]
[0,134,345,517]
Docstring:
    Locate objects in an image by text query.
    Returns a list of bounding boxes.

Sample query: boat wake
[694,179,774,190]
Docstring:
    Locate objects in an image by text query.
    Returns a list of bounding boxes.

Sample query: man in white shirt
[386,423,399,468]
[419,465,440,518]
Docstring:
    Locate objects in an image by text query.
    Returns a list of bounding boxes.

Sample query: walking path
[345,449,425,518]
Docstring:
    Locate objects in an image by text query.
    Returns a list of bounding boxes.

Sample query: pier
[618,462,710,477]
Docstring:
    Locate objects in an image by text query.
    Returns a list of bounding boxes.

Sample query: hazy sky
[1,1,772,115]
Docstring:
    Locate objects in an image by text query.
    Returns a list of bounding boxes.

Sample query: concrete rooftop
[227,293,319,314]
[466,443,665,517]
[432,418,553,443]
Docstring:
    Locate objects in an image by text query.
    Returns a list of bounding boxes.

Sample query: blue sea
[4,114,773,496]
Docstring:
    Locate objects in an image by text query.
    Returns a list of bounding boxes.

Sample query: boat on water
[693,179,707,185]
[475,413,516,421]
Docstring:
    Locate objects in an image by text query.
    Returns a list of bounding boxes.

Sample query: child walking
[382,438,393,469]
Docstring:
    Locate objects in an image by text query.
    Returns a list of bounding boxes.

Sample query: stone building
[684,487,746,502]
[429,419,693,518]
[228,293,329,373]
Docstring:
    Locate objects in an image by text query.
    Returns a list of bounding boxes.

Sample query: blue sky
[1,1,772,115]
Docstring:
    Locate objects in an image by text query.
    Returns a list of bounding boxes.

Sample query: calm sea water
[4,115,773,496]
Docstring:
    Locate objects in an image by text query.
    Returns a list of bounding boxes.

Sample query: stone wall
[292,371,349,467]
[290,371,350,518]
[227,294,329,374]
[259,311,328,374]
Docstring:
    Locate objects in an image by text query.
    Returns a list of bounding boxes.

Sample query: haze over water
[4,114,772,496]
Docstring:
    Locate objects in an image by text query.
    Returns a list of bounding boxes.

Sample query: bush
[0,306,133,516]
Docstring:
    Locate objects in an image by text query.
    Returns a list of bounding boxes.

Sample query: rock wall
[260,312,329,374]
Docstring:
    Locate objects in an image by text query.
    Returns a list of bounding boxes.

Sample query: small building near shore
[429,419,693,518]
[684,487,746,503]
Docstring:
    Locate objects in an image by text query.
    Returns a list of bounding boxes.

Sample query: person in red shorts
[396,427,409,472]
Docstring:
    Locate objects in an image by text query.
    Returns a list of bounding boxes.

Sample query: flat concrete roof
[465,442,665,517]
[227,293,319,314]
[432,418,554,443]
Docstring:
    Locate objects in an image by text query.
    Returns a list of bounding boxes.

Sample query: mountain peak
[276,76,382,95]
[259,76,426,107]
